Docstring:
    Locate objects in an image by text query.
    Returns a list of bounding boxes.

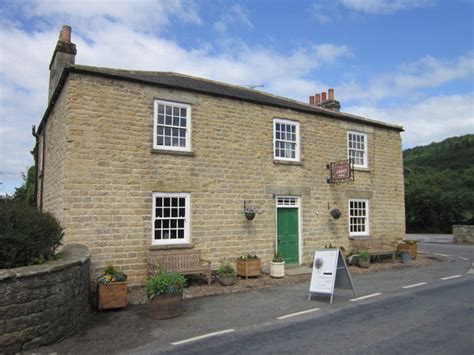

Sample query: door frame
[275,196,302,265]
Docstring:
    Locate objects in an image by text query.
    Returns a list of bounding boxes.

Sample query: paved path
[31,254,472,354]
[406,233,453,244]
[159,278,474,355]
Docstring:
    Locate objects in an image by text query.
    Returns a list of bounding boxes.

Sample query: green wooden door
[277,208,299,264]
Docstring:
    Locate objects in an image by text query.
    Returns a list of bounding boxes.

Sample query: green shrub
[358,251,371,262]
[146,270,186,299]
[0,201,63,269]
[217,262,235,276]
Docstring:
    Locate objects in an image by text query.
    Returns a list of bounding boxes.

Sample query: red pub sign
[327,160,354,184]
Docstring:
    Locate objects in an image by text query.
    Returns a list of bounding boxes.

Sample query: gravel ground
[183,254,446,299]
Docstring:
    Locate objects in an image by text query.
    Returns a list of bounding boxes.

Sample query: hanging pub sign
[327,160,354,184]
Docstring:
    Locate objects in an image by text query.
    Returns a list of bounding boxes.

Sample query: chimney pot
[328,88,334,100]
[60,25,72,43]
[315,93,321,104]
[309,96,315,105]
[321,92,327,102]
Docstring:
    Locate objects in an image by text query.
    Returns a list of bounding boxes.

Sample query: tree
[13,166,36,205]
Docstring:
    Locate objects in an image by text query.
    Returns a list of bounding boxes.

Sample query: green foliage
[239,254,259,260]
[0,200,63,269]
[97,265,128,284]
[358,251,370,262]
[13,166,36,205]
[272,252,283,262]
[146,270,186,299]
[404,134,474,233]
[217,262,235,276]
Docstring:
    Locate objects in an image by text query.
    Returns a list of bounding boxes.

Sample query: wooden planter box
[97,282,128,310]
[236,259,261,278]
[398,243,417,259]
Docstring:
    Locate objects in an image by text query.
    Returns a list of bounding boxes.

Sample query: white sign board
[309,249,357,303]
[309,249,338,295]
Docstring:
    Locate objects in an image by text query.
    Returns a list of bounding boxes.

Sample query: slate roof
[37,64,403,133]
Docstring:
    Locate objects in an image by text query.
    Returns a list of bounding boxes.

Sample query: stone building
[34,26,405,288]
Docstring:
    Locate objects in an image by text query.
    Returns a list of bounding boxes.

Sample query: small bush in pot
[270,252,285,278]
[217,262,236,286]
[147,270,186,319]
[358,251,371,268]
[97,265,128,310]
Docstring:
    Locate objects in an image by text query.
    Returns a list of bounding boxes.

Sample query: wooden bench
[148,250,212,285]
[351,237,397,261]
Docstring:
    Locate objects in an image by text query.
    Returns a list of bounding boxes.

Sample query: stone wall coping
[149,243,195,250]
[151,149,196,157]
[0,244,90,282]
[273,160,304,166]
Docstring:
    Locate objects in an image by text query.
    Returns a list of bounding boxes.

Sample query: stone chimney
[48,25,77,102]
[308,88,341,112]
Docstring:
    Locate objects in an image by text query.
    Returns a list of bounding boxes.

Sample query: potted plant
[329,208,342,219]
[397,240,418,259]
[270,252,285,278]
[243,206,258,220]
[217,261,236,286]
[236,254,261,278]
[147,270,186,319]
[97,265,128,310]
[358,251,371,268]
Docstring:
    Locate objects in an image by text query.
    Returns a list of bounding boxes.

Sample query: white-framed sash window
[153,99,191,151]
[274,118,300,161]
[348,199,370,237]
[348,131,368,168]
[152,192,190,245]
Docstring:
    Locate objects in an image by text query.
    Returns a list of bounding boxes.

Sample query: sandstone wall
[453,225,474,244]
[0,245,90,353]
[42,73,405,285]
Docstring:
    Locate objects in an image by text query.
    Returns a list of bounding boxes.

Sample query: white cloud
[24,0,202,31]
[213,4,254,33]
[0,3,352,193]
[337,54,474,101]
[339,0,434,14]
[346,93,474,148]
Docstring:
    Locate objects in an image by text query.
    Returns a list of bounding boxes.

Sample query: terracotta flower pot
[150,292,183,319]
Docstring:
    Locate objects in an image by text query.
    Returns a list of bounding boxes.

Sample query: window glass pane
[154,229,162,240]
[180,108,186,116]
[173,107,179,116]
[179,138,186,147]
[158,115,164,124]
[166,106,172,115]
[180,118,186,127]
[173,117,180,126]
[165,116,172,125]
[158,105,164,114]
[178,229,184,239]
[156,198,163,207]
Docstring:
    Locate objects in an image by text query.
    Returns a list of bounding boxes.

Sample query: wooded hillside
[404,134,474,233]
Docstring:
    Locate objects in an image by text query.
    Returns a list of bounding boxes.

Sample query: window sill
[151,149,196,157]
[349,235,371,240]
[149,243,194,250]
[354,167,371,173]
[273,159,303,166]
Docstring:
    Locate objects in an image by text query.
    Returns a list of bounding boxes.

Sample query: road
[159,278,474,355]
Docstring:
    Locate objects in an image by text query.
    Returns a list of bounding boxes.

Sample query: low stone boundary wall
[453,225,474,244]
[0,244,90,353]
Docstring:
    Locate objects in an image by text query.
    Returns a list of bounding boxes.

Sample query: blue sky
[1,0,473,195]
